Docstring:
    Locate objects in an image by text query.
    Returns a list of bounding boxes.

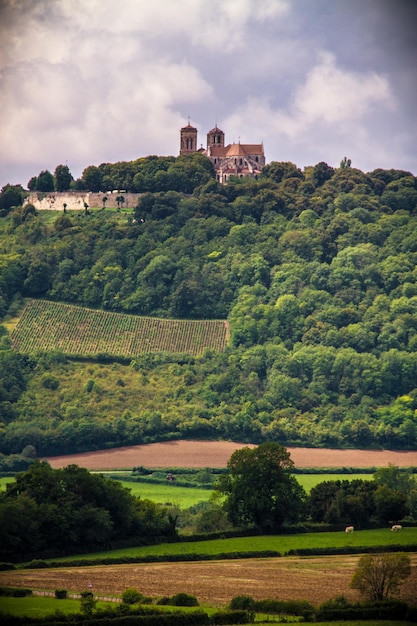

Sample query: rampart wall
[25,191,141,211]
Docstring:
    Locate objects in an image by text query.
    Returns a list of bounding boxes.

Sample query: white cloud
[292,52,394,128]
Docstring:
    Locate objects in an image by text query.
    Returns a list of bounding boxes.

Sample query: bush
[55,589,67,599]
[211,610,252,624]
[41,374,60,390]
[122,588,144,605]
[229,596,255,610]
[171,592,199,606]
[0,563,16,571]
[0,587,31,597]
[315,598,410,621]
[253,598,314,619]
[13,588,32,597]
[23,559,49,569]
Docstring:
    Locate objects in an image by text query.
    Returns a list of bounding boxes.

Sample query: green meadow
[113,473,373,504]
[0,595,112,618]
[0,596,415,626]
[43,527,417,564]
[0,473,377,506]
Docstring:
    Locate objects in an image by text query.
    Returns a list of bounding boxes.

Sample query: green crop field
[10,299,229,357]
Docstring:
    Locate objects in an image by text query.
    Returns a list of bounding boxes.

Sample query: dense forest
[1,155,417,458]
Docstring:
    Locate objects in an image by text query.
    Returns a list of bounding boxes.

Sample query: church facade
[180,122,265,183]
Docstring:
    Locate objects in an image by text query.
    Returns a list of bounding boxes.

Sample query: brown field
[1,554,417,607]
[46,440,417,470]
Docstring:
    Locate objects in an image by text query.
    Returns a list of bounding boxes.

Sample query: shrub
[13,588,32,597]
[0,587,31,597]
[122,588,144,605]
[55,589,67,599]
[0,563,16,571]
[229,596,255,610]
[171,592,199,606]
[211,610,252,624]
[41,374,60,390]
[23,559,49,569]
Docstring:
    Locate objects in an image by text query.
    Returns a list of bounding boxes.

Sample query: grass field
[2,596,415,626]
[41,527,417,564]
[0,594,415,626]
[10,299,229,357]
[112,473,373,503]
[0,596,111,618]
[0,477,13,490]
[0,474,373,503]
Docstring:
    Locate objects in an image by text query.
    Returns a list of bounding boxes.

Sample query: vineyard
[10,300,230,357]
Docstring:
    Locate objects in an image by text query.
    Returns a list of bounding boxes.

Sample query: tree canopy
[0,461,175,560]
[217,443,306,531]
[351,553,411,601]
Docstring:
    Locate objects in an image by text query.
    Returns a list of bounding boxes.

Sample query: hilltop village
[24,122,266,210]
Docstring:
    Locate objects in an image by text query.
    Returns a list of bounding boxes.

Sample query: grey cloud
[0,0,415,189]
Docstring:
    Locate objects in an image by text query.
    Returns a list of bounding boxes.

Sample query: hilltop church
[180,122,265,183]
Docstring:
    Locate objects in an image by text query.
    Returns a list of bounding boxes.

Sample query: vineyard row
[10,300,230,358]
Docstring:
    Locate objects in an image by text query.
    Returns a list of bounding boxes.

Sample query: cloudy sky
[1,0,416,189]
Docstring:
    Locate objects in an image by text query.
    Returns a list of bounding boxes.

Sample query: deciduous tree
[350,552,411,601]
[217,442,306,531]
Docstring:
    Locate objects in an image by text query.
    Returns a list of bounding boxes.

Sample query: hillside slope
[1,159,417,455]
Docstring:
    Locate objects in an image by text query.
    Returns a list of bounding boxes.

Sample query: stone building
[180,122,265,183]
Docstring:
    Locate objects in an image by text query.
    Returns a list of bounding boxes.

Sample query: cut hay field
[10,299,229,357]
[46,439,417,470]
[2,553,417,607]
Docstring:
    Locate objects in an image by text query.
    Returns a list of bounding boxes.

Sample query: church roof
[207,126,224,135]
[181,123,197,131]
[208,145,229,157]
[226,143,248,157]
[208,142,264,157]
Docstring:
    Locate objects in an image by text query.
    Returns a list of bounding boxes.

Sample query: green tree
[374,484,408,524]
[35,170,54,192]
[350,552,411,601]
[54,164,73,191]
[0,184,25,214]
[80,591,96,617]
[82,165,102,192]
[373,463,415,495]
[217,443,306,531]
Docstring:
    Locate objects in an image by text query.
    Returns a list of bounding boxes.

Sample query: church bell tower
[180,120,198,155]
[207,126,225,150]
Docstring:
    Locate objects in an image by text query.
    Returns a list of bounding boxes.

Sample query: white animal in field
[345,525,354,533]
[391,524,402,532]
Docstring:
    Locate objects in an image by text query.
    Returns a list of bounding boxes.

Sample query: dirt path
[1,554,416,607]
[46,440,417,470]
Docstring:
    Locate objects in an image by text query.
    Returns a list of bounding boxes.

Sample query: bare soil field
[1,554,416,607]
[46,440,417,470]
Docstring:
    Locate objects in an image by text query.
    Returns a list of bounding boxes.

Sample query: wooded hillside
[1,157,417,457]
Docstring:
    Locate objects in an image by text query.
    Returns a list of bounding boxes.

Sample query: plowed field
[1,555,417,606]
[46,440,417,470]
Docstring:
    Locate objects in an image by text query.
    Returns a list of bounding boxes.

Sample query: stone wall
[25,191,141,211]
